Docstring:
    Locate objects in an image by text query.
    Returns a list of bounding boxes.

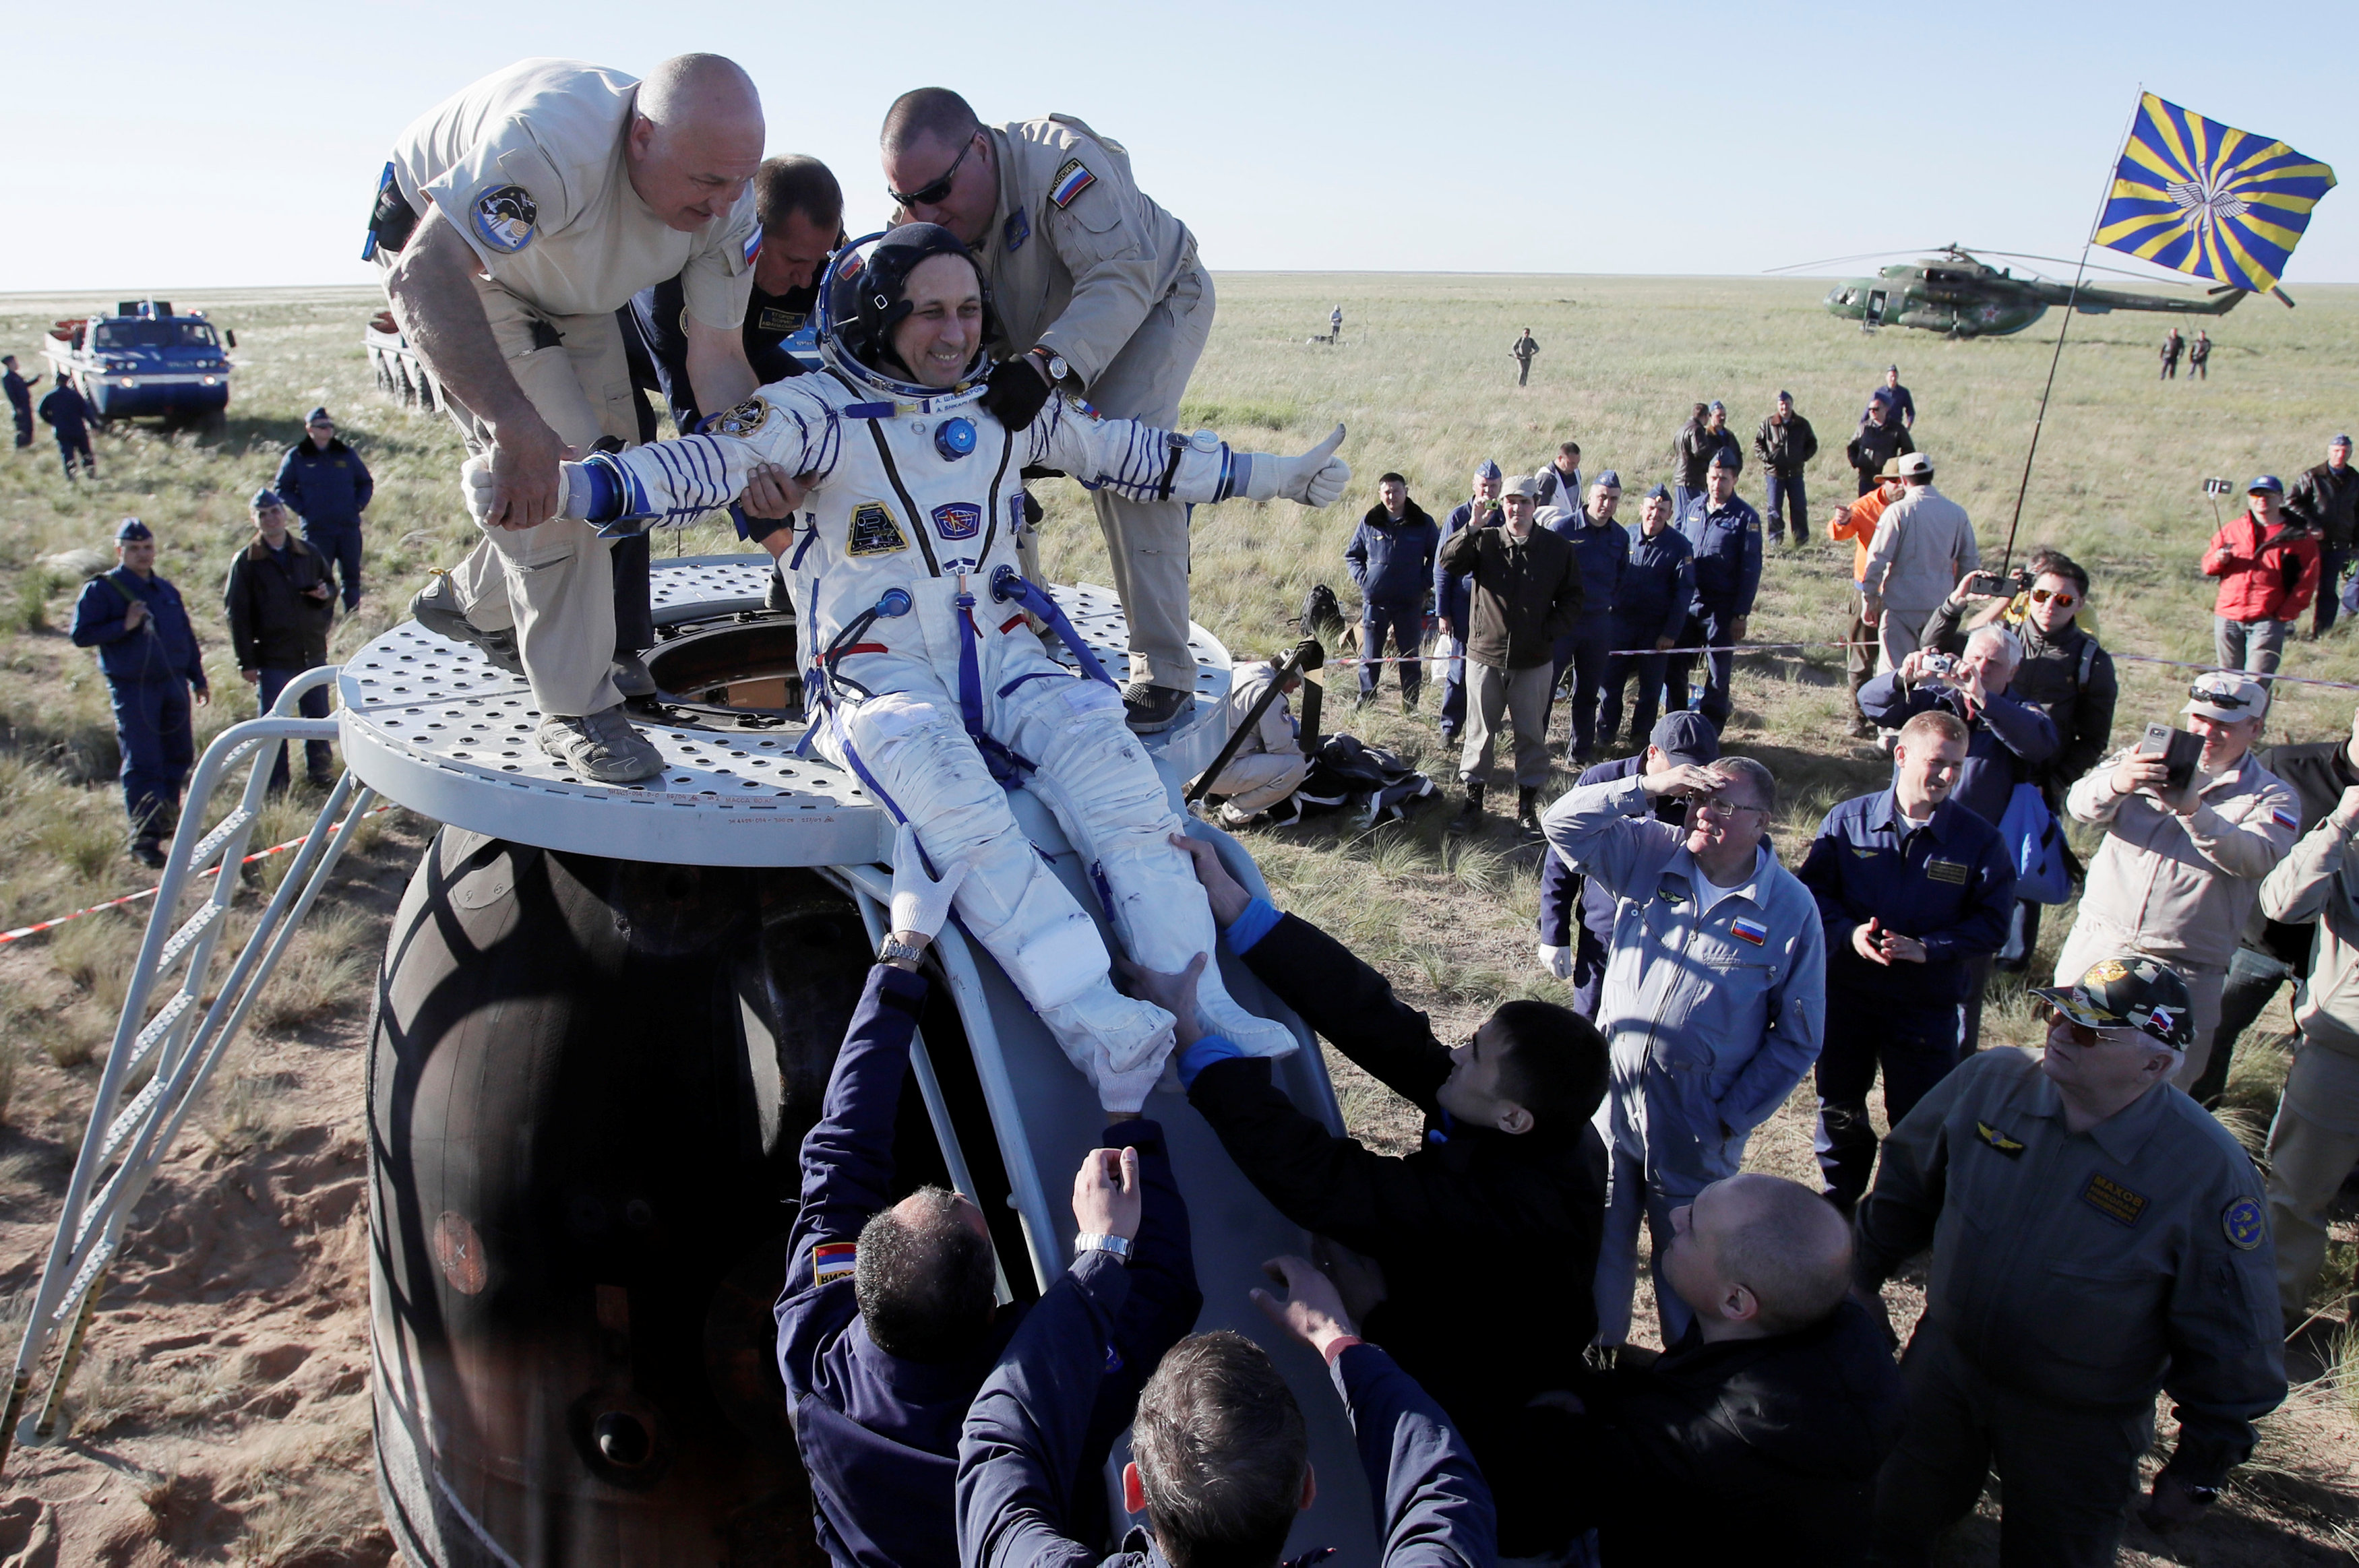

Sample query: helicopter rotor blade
[1762,247,1964,276]
[1961,248,2212,287]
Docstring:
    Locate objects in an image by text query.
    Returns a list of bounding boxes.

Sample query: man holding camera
[2203,475,2319,677]
[2055,672,2297,1088]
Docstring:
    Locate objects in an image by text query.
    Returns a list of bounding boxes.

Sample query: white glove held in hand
[1244,424,1350,507]
[889,821,969,940]
[1537,943,1572,981]
[458,454,588,525]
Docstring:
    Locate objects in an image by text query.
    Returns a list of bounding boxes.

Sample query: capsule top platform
[336,555,1237,867]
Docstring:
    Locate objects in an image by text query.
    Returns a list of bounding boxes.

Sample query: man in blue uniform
[1668,448,1761,729]
[272,408,373,612]
[1347,472,1440,711]
[1544,471,1628,763]
[38,373,95,480]
[3,354,40,448]
[1598,484,1694,748]
[1796,709,2014,1214]
[776,828,1200,1568]
[1432,460,1502,743]
[71,520,210,866]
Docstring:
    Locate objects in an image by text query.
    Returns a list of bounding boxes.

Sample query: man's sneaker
[1217,803,1263,828]
[1123,683,1192,733]
[538,705,665,784]
[411,572,523,676]
[613,651,656,699]
[129,836,165,869]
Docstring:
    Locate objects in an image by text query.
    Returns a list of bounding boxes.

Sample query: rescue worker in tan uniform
[880,88,1213,732]
[1200,660,1309,827]
[369,55,765,781]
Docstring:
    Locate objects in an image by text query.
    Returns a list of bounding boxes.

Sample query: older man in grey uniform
[369,55,765,781]
[1856,954,2284,1565]
[880,88,1213,732]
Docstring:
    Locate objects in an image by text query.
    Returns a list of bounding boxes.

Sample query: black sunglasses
[887,133,979,210]
[2187,681,2257,712]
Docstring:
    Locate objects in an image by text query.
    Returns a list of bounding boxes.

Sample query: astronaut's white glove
[1244,424,1349,507]
[460,454,590,524]
[1537,943,1572,980]
[889,821,970,941]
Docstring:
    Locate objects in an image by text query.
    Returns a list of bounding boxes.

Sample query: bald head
[1663,1174,1853,1340]
[627,55,765,232]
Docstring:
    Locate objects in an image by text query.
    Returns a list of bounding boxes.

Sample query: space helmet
[817,225,998,402]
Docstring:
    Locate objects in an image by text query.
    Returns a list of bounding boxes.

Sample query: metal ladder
[0,667,376,1471]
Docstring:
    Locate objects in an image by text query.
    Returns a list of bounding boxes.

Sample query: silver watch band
[878,936,926,966]
[1072,1231,1132,1261]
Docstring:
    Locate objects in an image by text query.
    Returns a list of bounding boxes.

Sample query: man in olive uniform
[1856,955,2284,1565]
[369,55,766,782]
[880,88,1213,732]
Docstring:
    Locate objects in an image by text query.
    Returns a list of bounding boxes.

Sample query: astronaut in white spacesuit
[462,223,1348,1110]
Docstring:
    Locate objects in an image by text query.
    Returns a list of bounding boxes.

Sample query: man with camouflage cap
[1856,953,2284,1565]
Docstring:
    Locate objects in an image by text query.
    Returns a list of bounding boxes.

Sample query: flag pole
[1998,92,2149,574]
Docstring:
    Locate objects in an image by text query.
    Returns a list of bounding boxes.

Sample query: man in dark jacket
[958,1261,1494,1568]
[1599,484,1695,747]
[71,519,210,865]
[1753,390,1818,545]
[1347,473,1440,712]
[37,373,94,480]
[1542,471,1627,763]
[2288,434,2358,635]
[3,353,40,448]
[1432,461,1502,745]
[223,489,338,792]
[776,829,1201,1568]
[272,408,373,613]
[1669,448,1760,730]
[1521,1174,1905,1567]
[1674,400,1740,517]
[1131,834,1605,1561]
[1845,394,1913,497]
[1438,474,1584,829]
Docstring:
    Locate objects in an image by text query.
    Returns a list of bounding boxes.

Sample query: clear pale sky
[6,0,2350,293]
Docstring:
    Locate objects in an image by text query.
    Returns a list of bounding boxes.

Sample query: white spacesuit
[485,229,1349,1110]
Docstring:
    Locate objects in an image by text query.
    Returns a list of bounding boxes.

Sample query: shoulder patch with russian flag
[1730,916,1769,946]
[812,1242,857,1285]
[742,222,764,267]
[2273,805,2300,832]
[1049,158,1097,208]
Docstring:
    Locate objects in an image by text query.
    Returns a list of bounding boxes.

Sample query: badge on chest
[848,501,909,556]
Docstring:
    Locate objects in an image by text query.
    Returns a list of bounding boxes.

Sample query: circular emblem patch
[470,183,539,254]
[710,396,770,439]
[2222,1196,2264,1251]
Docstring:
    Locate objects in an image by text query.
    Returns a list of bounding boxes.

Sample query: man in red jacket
[2204,475,2319,677]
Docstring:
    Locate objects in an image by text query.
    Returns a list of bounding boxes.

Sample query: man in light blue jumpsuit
[1543,754,1825,1345]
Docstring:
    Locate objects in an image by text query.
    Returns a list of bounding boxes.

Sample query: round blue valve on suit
[874,588,913,618]
[934,417,977,462]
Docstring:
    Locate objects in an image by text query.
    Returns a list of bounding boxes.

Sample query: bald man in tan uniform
[882,88,1213,732]
[371,54,763,780]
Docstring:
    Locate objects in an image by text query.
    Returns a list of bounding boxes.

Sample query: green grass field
[1,273,2354,1563]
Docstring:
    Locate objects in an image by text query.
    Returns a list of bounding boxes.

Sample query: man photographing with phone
[2052,672,2298,1089]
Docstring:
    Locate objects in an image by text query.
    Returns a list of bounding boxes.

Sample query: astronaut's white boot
[1190,974,1298,1063]
[1039,984,1175,1115]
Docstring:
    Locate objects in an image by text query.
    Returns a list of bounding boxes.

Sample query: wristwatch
[1029,347,1070,385]
[1073,1232,1132,1261]
[877,936,927,968]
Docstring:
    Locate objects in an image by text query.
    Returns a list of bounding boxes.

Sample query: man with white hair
[1856,954,2284,1565]
[371,55,769,781]
[2057,672,2298,1087]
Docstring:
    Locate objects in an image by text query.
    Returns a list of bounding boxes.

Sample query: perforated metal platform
[337,555,1236,867]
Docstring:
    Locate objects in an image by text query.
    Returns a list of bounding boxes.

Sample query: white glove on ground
[1537,943,1572,980]
[890,822,969,940]
[1244,425,1349,507]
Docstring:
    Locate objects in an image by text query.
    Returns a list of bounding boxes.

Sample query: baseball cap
[2031,953,2195,1050]
[1502,474,1540,499]
[1645,482,1672,502]
[1896,452,1934,479]
[1474,459,1502,482]
[1707,400,1725,413]
[1887,364,1899,373]
[1870,387,1893,405]
[306,406,334,426]
[1708,447,1740,470]
[2247,474,2284,495]
[2185,670,2269,721]
[251,487,284,510]
[115,518,152,542]
[1649,712,1720,768]
[2333,434,2352,449]
[1593,469,1622,489]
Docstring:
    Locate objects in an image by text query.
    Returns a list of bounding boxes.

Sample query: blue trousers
[1599,644,1669,747]
[1438,636,1467,738]
[56,432,94,478]
[1549,628,1614,755]
[1359,598,1423,703]
[1815,998,1961,1209]
[256,667,334,792]
[2315,543,2352,635]
[303,519,365,610]
[111,679,194,838]
[1665,608,1736,727]
[1672,484,1699,520]
[9,398,29,447]
[1765,468,1808,541]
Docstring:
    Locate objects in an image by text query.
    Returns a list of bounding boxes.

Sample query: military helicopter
[1783,245,2286,338]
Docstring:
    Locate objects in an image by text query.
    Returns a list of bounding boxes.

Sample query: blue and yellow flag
[2093,93,2335,293]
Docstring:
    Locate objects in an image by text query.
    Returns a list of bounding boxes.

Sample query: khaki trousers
[1084,266,1215,692]
[1211,751,1308,814]
[1876,602,1934,675]
[1461,661,1553,790]
[432,272,643,718]
[2264,1040,2359,1324]
[2053,914,2226,1088]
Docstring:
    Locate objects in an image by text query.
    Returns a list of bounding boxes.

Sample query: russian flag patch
[1049,158,1097,208]
[742,222,764,266]
[2273,807,2300,831]
[1730,916,1769,947]
[813,1242,857,1285]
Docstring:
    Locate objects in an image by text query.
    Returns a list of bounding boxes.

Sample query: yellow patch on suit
[2080,1172,2149,1228]
[847,502,908,557]
[1925,858,1969,885]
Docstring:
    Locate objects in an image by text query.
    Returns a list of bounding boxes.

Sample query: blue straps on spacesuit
[987,566,1120,691]
[956,581,1037,785]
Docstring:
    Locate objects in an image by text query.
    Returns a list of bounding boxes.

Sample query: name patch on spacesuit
[848,501,909,556]
[711,396,772,439]
[931,502,982,540]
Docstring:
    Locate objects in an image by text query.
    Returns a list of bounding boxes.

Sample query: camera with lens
[1963,565,2033,598]
[1924,653,1959,679]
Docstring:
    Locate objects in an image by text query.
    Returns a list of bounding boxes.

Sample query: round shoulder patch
[710,396,771,439]
[2222,1196,2264,1251]
[471,184,538,254]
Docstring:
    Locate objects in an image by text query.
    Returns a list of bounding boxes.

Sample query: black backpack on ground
[1293,733,1436,826]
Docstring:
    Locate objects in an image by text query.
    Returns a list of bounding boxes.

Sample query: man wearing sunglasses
[2203,474,2319,678]
[880,88,1212,734]
[2056,672,2298,1089]
[1856,953,2284,1564]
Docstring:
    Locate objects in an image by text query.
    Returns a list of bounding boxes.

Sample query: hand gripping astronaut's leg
[460,272,1349,1110]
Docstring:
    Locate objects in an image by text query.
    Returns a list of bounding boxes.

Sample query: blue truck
[42,300,235,431]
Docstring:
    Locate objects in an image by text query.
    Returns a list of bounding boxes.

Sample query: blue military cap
[251,487,284,510]
[2333,434,2352,448]
[1645,482,1672,501]
[2248,474,2284,495]
[1777,389,1793,402]
[1709,446,1740,469]
[1593,469,1622,489]
[1707,400,1725,412]
[115,518,152,542]
[1870,387,1893,404]
[1473,459,1502,482]
[1649,711,1720,767]
[305,406,334,426]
